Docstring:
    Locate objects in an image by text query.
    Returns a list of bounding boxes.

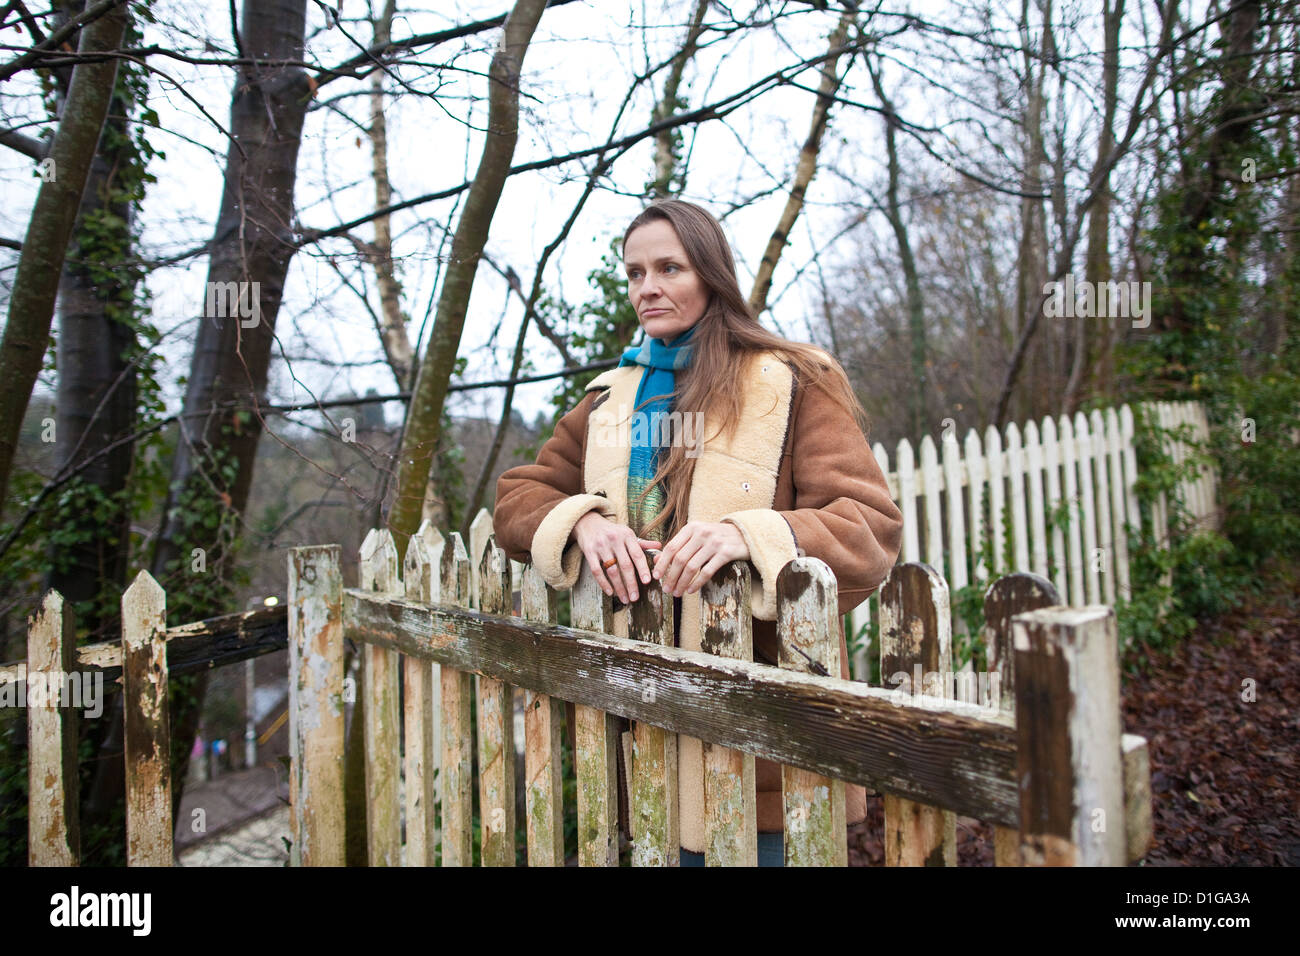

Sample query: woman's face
[623,219,709,341]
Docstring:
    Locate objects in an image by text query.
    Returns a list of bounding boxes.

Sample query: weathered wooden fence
[3,579,287,865]
[283,525,1153,866]
[8,526,1153,866]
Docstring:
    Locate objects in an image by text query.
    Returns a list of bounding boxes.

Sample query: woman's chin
[641,317,687,339]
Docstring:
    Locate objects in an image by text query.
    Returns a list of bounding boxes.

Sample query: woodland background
[0,0,1296,864]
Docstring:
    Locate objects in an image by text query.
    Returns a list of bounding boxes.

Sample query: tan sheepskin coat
[492,347,903,854]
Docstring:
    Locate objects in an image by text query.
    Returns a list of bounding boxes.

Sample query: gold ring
[601,558,618,570]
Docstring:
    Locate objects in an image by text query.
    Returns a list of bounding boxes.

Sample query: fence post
[27,590,79,866]
[440,532,474,866]
[982,570,1059,866]
[1012,605,1126,865]
[359,529,401,866]
[777,557,847,867]
[628,548,678,867]
[521,564,565,866]
[288,545,346,867]
[121,570,173,866]
[700,561,756,867]
[571,558,619,866]
[879,562,956,867]
[477,535,517,866]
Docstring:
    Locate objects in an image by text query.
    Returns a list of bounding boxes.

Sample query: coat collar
[581,349,794,531]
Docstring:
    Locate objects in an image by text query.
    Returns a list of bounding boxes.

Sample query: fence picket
[27,590,79,866]
[628,549,678,866]
[1075,412,1101,604]
[920,435,944,573]
[701,562,757,867]
[1105,407,1131,602]
[965,429,988,583]
[985,425,1006,574]
[1058,416,1085,607]
[359,529,401,866]
[121,571,172,866]
[477,536,517,866]
[942,430,968,598]
[468,508,494,609]
[521,565,565,866]
[1090,410,1116,605]
[571,560,619,866]
[288,545,345,866]
[981,571,1059,866]
[401,521,443,866]
[1013,606,1126,865]
[439,532,474,866]
[1024,420,1048,580]
[880,563,956,867]
[895,438,920,563]
[777,558,848,866]
[1041,416,1067,598]
[1005,423,1030,572]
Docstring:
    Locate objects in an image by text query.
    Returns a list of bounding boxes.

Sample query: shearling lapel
[581,351,795,645]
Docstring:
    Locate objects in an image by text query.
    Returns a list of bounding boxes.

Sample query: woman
[493,198,903,866]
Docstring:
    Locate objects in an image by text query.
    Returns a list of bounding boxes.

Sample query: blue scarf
[617,324,697,539]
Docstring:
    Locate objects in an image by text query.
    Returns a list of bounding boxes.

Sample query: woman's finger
[665,535,706,596]
[612,537,641,603]
[684,551,728,595]
[591,546,618,598]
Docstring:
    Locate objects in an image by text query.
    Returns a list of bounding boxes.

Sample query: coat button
[761,365,769,373]
[741,481,750,491]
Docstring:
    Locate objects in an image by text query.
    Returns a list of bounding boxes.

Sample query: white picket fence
[476,398,1218,678]
[843,399,1218,671]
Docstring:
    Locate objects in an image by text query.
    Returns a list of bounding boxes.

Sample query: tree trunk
[366,0,416,389]
[748,5,855,316]
[649,0,710,198]
[84,0,312,845]
[46,3,141,645]
[389,0,549,560]
[1064,0,1123,412]
[867,51,929,439]
[0,0,128,506]
[1162,0,1262,334]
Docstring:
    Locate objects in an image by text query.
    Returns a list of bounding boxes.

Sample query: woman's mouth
[642,308,668,317]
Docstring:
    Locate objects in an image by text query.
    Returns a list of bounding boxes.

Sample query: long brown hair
[621,198,872,541]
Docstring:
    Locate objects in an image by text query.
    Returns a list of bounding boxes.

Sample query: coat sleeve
[721,368,903,618]
[492,389,617,589]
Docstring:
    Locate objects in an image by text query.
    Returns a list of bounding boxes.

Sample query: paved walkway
[175,763,290,866]
[178,806,291,866]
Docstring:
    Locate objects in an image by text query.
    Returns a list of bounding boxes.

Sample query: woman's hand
[571,511,659,604]
[652,521,750,597]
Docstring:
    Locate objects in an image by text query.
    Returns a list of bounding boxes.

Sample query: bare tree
[0,0,128,506]
[388,0,550,559]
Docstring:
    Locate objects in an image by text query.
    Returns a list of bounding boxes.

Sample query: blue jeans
[679,832,784,867]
